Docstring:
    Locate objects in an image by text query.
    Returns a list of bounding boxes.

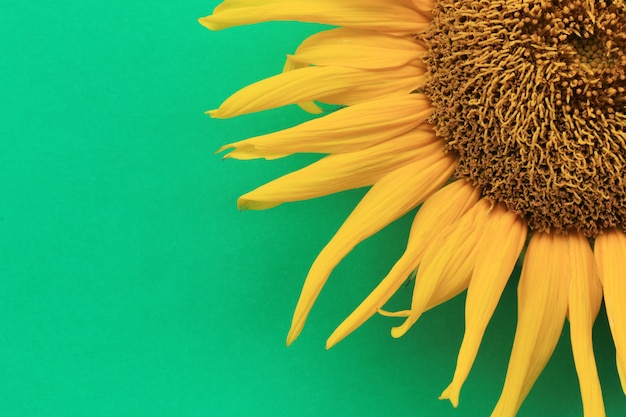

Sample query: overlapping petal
[491,232,570,417]
[326,179,480,349]
[200,0,431,34]
[440,204,527,407]
[286,151,458,345]
[208,65,425,119]
[287,28,426,70]
[568,232,605,417]
[389,198,492,339]
[595,229,626,394]
[218,95,433,159]
[237,134,441,210]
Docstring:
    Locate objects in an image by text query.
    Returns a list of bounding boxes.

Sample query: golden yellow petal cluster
[200,0,626,416]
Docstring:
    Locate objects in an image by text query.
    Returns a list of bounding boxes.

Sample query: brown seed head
[424,0,626,236]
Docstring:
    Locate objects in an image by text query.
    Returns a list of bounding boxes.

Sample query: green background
[2,1,625,416]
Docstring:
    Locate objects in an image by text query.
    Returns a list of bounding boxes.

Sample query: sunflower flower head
[200,1,626,416]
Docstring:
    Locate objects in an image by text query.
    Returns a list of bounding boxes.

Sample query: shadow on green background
[1,1,624,416]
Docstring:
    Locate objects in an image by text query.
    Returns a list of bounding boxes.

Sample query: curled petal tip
[214,144,232,155]
[297,101,324,114]
[390,324,409,339]
[390,311,422,338]
[377,308,410,318]
[205,109,219,118]
[439,384,460,408]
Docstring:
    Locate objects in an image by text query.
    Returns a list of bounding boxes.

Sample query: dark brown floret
[424,0,626,236]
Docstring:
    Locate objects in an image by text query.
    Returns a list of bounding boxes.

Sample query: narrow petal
[280,28,426,114]
[440,205,527,407]
[281,58,322,114]
[619,359,626,395]
[568,232,605,417]
[287,28,426,69]
[208,65,424,119]
[326,180,480,349]
[594,229,626,394]
[491,232,570,417]
[238,136,442,210]
[319,66,425,106]
[199,0,430,34]
[286,152,458,345]
[218,95,433,159]
[390,198,493,339]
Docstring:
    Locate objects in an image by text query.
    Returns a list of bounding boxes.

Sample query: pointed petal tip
[326,322,353,349]
[198,16,220,31]
[325,332,341,350]
[286,325,302,347]
[324,339,334,351]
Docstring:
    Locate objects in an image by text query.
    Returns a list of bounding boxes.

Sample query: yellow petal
[281,49,324,114]
[237,136,442,210]
[286,152,457,345]
[319,66,425,106]
[390,198,493,339]
[440,204,527,407]
[491,232,570,417]
[594,228,626,394]
[218,95,433,159]
[208,65,424,119]
[326,180,480,349]
[568,232,605,417]
[199,0,430,34]
[618,357,626,395]
[294,100,325,115]
[287,27,426,69]
[280,28,426,115]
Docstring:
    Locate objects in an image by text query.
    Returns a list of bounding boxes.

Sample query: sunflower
[200,0,626,416]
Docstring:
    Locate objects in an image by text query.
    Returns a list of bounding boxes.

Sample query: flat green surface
[2,1,626,416]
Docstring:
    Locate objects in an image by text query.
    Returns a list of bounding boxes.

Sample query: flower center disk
[424,0,626,236]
